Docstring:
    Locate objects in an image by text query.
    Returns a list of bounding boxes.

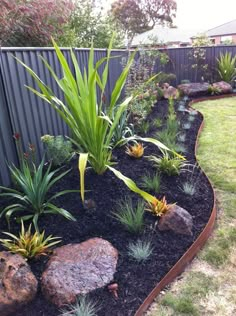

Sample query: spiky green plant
[113,198,144,234]
[217,52,236,83]
[0,158,77,230]
[128,239,153,262]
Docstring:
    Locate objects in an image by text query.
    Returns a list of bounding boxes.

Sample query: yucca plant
[0,158,77,230]
[217,52,236,83]
[0,221,61,259]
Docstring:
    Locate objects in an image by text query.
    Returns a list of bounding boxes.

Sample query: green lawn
[147,96,236,316]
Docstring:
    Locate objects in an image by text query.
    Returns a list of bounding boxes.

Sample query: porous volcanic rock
[178,82,210,97]
[212,81,232,94]
[158,205,193,236]
[0,251,38,316]
[41,238,118,307]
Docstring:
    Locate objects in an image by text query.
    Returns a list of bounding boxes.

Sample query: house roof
[206,19,236,37]
[131,26,196,47]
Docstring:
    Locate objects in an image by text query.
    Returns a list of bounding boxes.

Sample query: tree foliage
[111,0,177,47]
[0,0,75,46]
[69,0,124,48]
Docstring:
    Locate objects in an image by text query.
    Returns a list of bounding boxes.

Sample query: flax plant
[16,36,180,206]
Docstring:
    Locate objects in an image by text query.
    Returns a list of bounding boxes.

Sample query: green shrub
[41,135,73,166]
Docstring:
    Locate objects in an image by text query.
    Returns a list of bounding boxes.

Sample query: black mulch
[0,98,214,316]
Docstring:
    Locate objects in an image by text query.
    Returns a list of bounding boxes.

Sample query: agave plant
[0,158,77,230]
[0,221,61,259]
[217,52,236,83]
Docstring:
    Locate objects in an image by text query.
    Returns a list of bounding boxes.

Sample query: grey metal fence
[0,45,236,186]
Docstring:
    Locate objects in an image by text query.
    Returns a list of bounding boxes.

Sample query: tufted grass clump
[178,133,186,142]
[180,181,197,196]
[140,172,161,193]
[182,122,191,130]
[127,239,153,262]
[59,296,99,316]
[147,152,187,176]
[113,198,145,234]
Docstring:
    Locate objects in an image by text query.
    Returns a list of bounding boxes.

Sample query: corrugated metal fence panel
[109,50,129,101]
[158,45,236,84]
[1,48,71,160]
[0,59,18,186]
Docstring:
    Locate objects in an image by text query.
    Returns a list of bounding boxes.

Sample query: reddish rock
[158,205,193,236]
[212,81,232,94]
[41,238,118,307]
[0,251,38,316]
[178,82,210,97]
[163,86,178,99]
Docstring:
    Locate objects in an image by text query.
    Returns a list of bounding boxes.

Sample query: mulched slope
[0,98,214,316]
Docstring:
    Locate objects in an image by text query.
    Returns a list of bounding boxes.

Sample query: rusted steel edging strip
[134,94,236,316]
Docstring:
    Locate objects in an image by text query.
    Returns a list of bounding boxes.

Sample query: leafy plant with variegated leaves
[0,221,61,259]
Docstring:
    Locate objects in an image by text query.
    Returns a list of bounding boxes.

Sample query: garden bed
[0,98,214,316]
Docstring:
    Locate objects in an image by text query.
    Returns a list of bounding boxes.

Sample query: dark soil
[0,98,214,316]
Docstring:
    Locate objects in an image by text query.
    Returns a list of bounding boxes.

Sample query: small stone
[212,81,232,94]
[0,251,38,316]
[41,238,118,307]
[83,199,96,210]
[178,82,210,97]
[158,205,193,236]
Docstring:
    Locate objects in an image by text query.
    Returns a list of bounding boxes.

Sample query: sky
[104,0,236,33]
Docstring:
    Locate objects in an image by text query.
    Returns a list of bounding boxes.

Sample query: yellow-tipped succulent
[126,142,145,158]
[145,196,172,217]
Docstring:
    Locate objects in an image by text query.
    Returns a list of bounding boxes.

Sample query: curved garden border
[134,93,236,316]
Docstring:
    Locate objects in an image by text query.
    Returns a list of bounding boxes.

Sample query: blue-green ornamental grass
[128,239,153,262]
[60,296,99,316]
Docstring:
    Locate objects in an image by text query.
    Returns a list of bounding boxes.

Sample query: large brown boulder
[0,251,38,316]
[212,81,232,94]
[158,205,193,236]
[41,238,118,307]
[178,82,210,97]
